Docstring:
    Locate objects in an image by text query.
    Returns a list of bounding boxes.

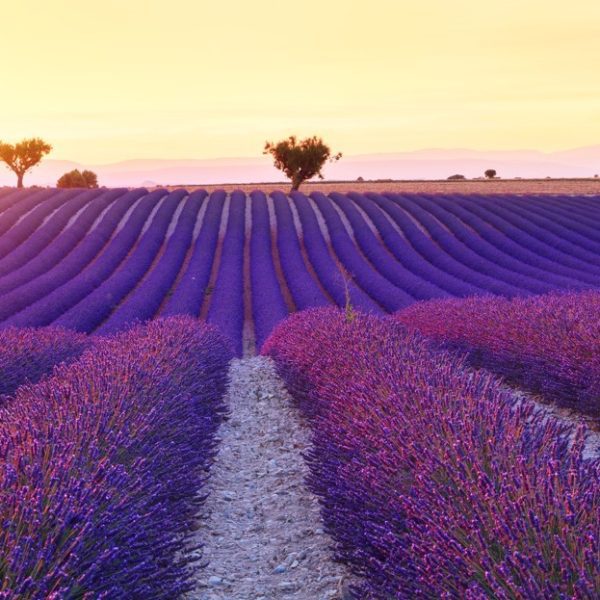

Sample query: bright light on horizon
[1,0,599,163]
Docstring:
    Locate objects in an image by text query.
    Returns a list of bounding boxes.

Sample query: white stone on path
[186,356,354,600]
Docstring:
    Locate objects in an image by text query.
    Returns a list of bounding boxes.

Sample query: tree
[484,169,497,179]
[57,169,99,189]
[263,135,342,191]
[447,174,466,180]
[0,138,52,188]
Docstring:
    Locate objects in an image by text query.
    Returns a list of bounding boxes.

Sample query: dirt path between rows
[187,356,354,600]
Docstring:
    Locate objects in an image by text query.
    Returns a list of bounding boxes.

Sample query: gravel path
[187,356,353,600]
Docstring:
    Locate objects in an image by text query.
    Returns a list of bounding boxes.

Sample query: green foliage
[57,169,99,189]
[0,138,52,188]
[484,169,497,179]
[263,135,342,191]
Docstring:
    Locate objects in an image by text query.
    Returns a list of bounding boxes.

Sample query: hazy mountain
[1,146,599,187]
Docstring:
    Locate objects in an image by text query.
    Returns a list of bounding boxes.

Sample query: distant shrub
[357,176,364,182]
[484,168,496,179]
[447,173,466,180]
[57,169,99,189]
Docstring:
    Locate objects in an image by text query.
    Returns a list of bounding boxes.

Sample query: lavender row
[0,189,107,278]
[310,192,414,311]
[292,192,382,314]
[491,194,600,253]
[3,190,162,328]
[0,189,81,263]
[452,194,600,283]
[0,189,149,323]
[0,189,126,294]
[263,308,599,598]
[0,189,60,238]
[97,191,206,335]
[347,192,483,297]
[389,194,541,294]
[0,317,233,598]
[206,191,246,356]
[0,326,89,401]
[329,192,450,300]
[461,194,600,272]
[435,193,594,288]
[484,193,600,262]
[419,192,589,289]
[397,290,600,418]
[271,191,329,310]
[250,191,289,349]
[54,190,185,332]
[366,193,519,296]
[162,190,225,317]
[0,189,23,212]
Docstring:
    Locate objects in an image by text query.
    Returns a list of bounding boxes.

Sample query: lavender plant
[0,316,232,598]
[263,308,599,598]
[397,290,600,418]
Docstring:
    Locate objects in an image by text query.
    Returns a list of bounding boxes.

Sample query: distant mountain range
[1,146,599,187]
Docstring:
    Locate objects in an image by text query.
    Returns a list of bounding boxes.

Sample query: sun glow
[1,0,599,163]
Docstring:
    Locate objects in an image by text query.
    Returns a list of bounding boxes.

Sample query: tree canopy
[485,169,497,179]
[57,169,99,189]
[0,138,52,188]
[263,135,342,191]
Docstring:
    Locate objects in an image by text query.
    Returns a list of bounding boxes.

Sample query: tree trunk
[17,172,24,188]
[290,178,301,192]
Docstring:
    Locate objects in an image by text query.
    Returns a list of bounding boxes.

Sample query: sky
[1,0,599,164]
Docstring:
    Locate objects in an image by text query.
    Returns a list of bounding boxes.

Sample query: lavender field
[0,186,598,598]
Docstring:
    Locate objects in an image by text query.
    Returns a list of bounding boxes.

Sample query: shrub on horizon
[57,168,99,189]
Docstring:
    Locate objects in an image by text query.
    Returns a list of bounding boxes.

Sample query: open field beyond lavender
[0,186,598,598]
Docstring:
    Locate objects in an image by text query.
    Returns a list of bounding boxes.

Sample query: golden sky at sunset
[1,0,599,163]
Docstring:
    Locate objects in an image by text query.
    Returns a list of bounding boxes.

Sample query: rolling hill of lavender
[0,185,598,598]
[1,186,600,351]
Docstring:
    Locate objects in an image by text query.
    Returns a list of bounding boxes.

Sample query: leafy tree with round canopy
[57,169,99,189]
[485,169,497,179]
[0,138,52,188]
[263,135,342,191]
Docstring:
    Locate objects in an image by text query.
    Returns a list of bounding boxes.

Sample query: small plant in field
[263,135,342,191]
[0,137,52,188]
[337,264,356,323]
[204,284,214,298]
[484,168,497,179]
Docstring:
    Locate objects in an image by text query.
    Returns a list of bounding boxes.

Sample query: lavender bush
[0,326,88,401]
[397,290,600,418]
[0,317,232,598]
[263,308,599,598]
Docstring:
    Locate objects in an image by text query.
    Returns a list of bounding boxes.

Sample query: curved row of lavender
[397,290,600,419]
[0,189,600,352]
[0,317,232,598]
[263,308,599,598]
[0,326,89,402]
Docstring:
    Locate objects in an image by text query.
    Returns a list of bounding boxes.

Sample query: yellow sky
[1,0,599,163]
